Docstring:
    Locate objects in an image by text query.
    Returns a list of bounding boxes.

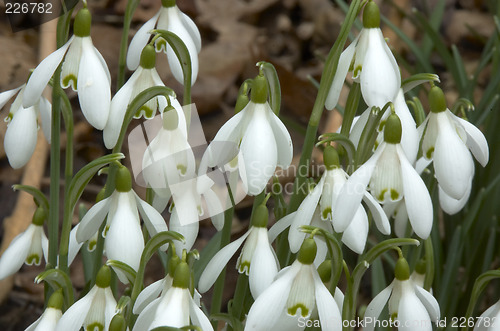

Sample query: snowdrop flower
[245,239,343,331]
[199,204,279,299]
[133,261,213,331]
[325,0,400,110]
[419,86,489,200]
[56,266,117,331]
[0,84,51,168]
[104,45,180,149]
[127,0,201,85]
[334,114,433,239]
[0,208,48,280]
[474,299,500,331]
[23,7,111,130]
[204,74,293,196]
[364,257,440,331]
[26,290,63,331]
[76,165,168,282]
[284,146,390,254]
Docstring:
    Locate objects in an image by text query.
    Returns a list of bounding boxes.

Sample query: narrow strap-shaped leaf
[257,61,281,115]
[152,29,192,105]
[210,313,243,331]
[340,82,361,138]
[407,97,426,127]
[116,295,131,314]
[12,184,49,211]
[36,268,75,307]
[106,260,137,285]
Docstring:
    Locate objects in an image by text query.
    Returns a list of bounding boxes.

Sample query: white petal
[414,285,440,322]
[333,287,344,312]
[0,225,35,280]
[268,212,297,243]
[127,12,160,70]
[394,202,409,238]
[341,206,368,254]
[394,89,419,164]
[239,104,278,195]
[398,146,433,239]
[68,225,83,265]
[249,228,279,299]
[439,179,471,215]
[60,37,83,90]
[105,193,144,272]
[188,296,213,331]
[453,114,489,167]
[103,72,138,149]
[133,279,166,314]
[362,192,391,235]
[103,287,118,329]
[203,189,224,230]
[132,298,160,331]
[397,283,433,331]
[180,12,202,53]
[77,37,111,130]
[474,300,500,331]
[289,176,325,253]
[360,29,400,108]
[198,230,251,293]
[150,287,190,329]
[313,272,342,331]
[37,96,52,142]
[363,283,393,331]
[28,308,62,331]
[55,286,97,331]
[245,266,298,331]
[76,196,112,243]
[325,40,356,110]
[332,144,383,232]
[5,106,38,169]
[134,192,168,236]
[349,108,370,148]
[170,207,198,255]
[269,110,293,168]
[23,37,73,108]
[433,112,473,199]
[0,86,22,110]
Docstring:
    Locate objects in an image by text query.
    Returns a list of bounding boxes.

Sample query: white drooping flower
[76,166,168,282]
[418,86,489,200]
[325,0,400,110]
[104,44,180,149]
[204,74,293,196]
[26,290,64,331]
[199,204,279,299]
[127,0,201,85]
[473,299,500,331]
[334,114,433,239]
[133,261,213,331]
[0,84,51,169]
[245,239,343,331]
[364,257,440,331]
[279,146,390,255]
[55,266,117,331]
[23,7,111,130]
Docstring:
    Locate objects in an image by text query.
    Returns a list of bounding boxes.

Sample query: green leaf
[256,61,281,115]
[67,153,124,211]
[340,82,361,137]
[463,269,500,330]
[152,29,192,105]
[210,313,244,331]
[401,73,441,93]
[451,98,475,116]
[35,269,74,307]
[407,97,427,127]
[116,295,131,314]
[194,231,222,284]
[12,185,49,212]
[106,260,137,285]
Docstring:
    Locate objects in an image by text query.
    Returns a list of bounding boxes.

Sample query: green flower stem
[287,0,362,212]
[231,273,249,321]
[339,82,361,137]
[117,0,140,90]
[423,237,435,291]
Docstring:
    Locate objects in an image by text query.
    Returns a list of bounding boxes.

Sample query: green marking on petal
[378,189,387,201]
[390,189,399,201]
[134,106,154,119]
[177,164,187,175]
[88,240,97,251]
[353,65,362,78]
[86,322,104,331]
[322,207,331,220]
[378,120,386,131]
[391,312,398,322]
[155,38,167,52]
[425,147,434,159]
[288,304,309,318]
[26,254,41,265]
[238,261,250,275]
[62,74,78,90]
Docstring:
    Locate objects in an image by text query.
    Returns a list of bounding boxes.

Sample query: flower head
[1,84,51,168]
[56,266,117,331]
[325,0,400,110]
[364,257,440,331]
[26,290,63,331]
[127,0,201,85]
[23,7,111,130]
